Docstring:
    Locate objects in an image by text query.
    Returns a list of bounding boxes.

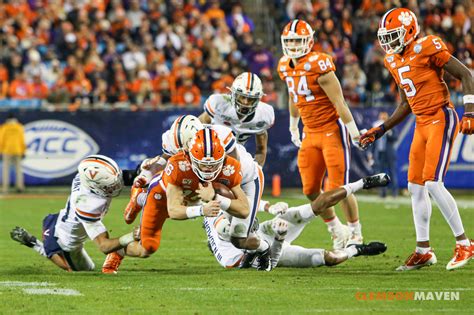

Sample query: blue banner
[0,108,472,188]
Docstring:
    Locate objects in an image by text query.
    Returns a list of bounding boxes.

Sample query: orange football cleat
[102,252,124,274]
[446,242,473,270]
[396,250,437,271]
[124,187,146,224]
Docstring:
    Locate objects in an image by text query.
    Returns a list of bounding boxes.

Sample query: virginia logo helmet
[78,155,124,197]
[171,115,204,151]
[229,72,263,118]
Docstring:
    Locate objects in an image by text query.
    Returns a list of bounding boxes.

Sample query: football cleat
[396,250,437,271]
[102,252,124,274]
[256,249,272,272]
[446,242,473,270]
[124,187,146,224]
[239,251,258,269]
[351,242,387,257]
[363,173,391,189]
[330,224,351,250]
[10,226,37,248]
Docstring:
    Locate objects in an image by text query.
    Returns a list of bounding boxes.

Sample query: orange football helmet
[281,19,314,59]
[188,128,225,182]
[377,8,420,54]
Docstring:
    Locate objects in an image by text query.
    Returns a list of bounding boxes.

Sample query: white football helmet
[214,213,231,241]
[171,115,204,151]
[78,155,124,197]
[229,72,263,118]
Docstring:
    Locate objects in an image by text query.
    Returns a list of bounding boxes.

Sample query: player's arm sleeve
[74,199,108,240]
[203,96,216,118]
[427,36,451,68]
[222,131,237,153]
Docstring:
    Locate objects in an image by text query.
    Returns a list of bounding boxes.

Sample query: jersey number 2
[285,76,315,103]
[398,66,417,97]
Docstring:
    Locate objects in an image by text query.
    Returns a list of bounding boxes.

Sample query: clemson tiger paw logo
[222,165,235,176]
[178,161,191,172]
[398,11,413,26]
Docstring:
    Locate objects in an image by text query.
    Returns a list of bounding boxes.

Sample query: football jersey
[148,152,243,205]
[235,143,257,185]
[384,35,452,116]
[203,94,275,144]
[55,174,110,251]
[161,124,236,156]
[277,51,339,130]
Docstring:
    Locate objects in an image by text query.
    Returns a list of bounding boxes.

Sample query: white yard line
[0,281,55,287]
[22,288,82,296]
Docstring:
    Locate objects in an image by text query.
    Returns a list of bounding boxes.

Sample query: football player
[205,173,390,270]
[102,129,252,273]
[277,20,365,249]
[198,72,274,167]
[120,115,281,271]
[360,8,474,271]
[10,155,136,272]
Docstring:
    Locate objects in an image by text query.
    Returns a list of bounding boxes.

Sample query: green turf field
[1,189,473,314]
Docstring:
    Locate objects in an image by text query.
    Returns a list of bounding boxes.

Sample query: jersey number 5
[397,66,417,97]
[285,76,315,103]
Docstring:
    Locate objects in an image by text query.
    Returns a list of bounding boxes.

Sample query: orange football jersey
[384,35,452,116]
[278,51,339,130]
[148,152,242,205]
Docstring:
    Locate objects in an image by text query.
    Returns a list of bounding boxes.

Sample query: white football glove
[289,128,301,147]
[351,129,367,151]
[268,202,289,216]
[271,218,288,241]
[133,170,153,188]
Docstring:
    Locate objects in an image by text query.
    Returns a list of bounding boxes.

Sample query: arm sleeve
[203,97,216,118]
[222,131,237,153]
[82,220,108,241]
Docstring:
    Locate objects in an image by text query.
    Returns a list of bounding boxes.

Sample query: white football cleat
[330,224,351,250]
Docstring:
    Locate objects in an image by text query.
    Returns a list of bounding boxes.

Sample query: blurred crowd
[0,0,472,110]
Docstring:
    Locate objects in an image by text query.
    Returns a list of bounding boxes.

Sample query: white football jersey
[54,174,110,251]
[204,94,275,144]
[161,124,236,156]
[236,143,257,185]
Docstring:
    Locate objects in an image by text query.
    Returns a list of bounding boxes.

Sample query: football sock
[342,179,364,197]
[117,249,125,257]
[33,240,46,257]
[136,193,147,208]
[416,246,431,254]
[456,239,470,247]
[408,182,432,242]
[270,238,284,268]
[425,181,465,238]
[343,246,358,258]
[347,220,361,235]
[256,239,269,253]
[325,216,343,230]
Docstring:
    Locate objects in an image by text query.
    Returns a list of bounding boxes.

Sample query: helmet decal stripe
[82,157,118,175]
[381,8,396,28]
[246,72,251,90]
[204,128,212,157]
[249,73,254,92]
[290,19,299,33]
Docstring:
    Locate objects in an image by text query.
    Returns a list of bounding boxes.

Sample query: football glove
[359,125,386,149]
[268,202,289,216]
[289,127,302,147]
[460,112,474,135]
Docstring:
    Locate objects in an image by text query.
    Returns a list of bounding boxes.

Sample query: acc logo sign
[23,120,99,178]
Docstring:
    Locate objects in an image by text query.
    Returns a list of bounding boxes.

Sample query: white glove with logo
[268,202,289,216]
[271,218,288,241]
[290,128,301,147]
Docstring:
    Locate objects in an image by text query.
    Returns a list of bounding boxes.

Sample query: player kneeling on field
[10,155,138,272]
[205,173,390,270]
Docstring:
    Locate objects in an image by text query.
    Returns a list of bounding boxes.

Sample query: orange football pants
[298,119,351,196]
[140,184,169,254]
[408,106,459,185]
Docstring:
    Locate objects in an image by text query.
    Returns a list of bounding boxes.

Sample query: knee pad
[425,181,442,194]
[141,239,159,255]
